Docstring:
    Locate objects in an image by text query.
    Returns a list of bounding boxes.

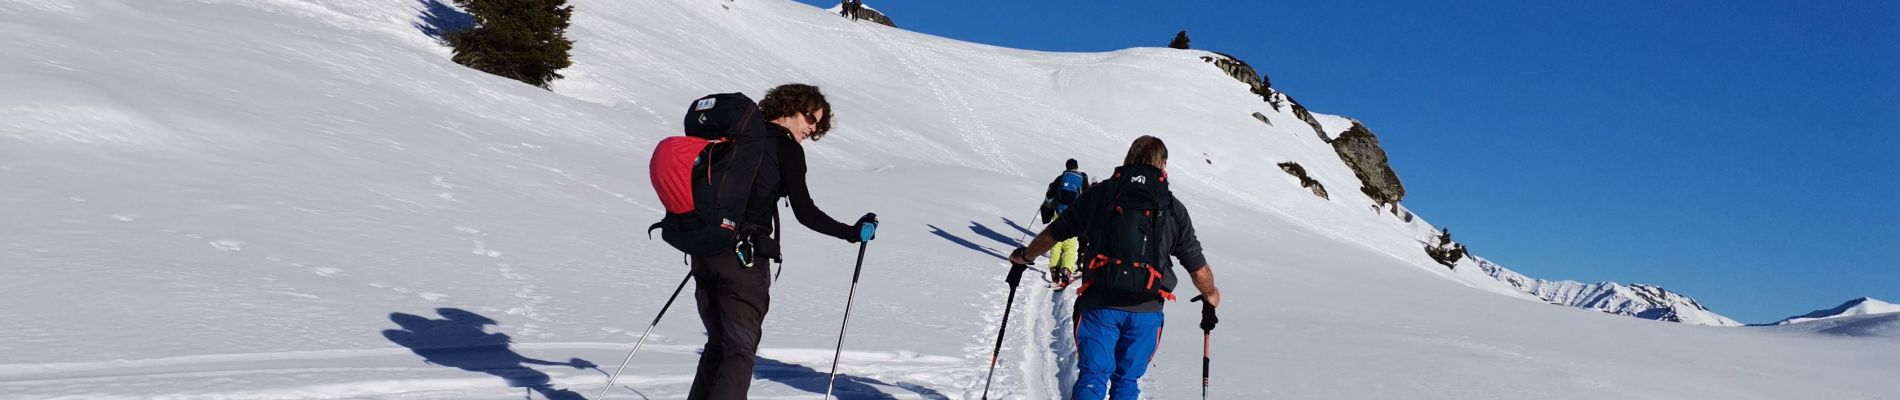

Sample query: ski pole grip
[1006,263,1028,287]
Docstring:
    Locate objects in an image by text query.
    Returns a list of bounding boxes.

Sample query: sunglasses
[804,110,832,138]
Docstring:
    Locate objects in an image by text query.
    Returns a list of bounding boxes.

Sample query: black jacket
[1045,164,1206,313]
[739,124,858,245]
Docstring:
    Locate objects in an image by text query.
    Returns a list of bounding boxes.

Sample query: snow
[3,0,1897,398]
[1473,259,1742,327]
[1771,313,1900,338]
[1774,297,1900,325]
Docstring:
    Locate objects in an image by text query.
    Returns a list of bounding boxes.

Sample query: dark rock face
[1284,94,1327,142]
[1277,162,1328,199]
[1251,112,1273,126]
[1200,52,1276,111]
[1331,121,1405,210]
[840,3,897,27]
[859,7,896,27]
[1423,228,1465,268]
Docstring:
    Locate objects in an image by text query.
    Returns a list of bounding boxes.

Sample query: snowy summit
[1775,297,1900,325]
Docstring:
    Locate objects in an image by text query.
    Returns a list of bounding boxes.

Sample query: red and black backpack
[648,93,772,256]
[1078,164,1179,303]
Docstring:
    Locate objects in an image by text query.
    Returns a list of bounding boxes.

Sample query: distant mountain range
[1475,258,1740,326]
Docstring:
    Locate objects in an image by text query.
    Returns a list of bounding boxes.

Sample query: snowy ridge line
[1176,169,1456,282]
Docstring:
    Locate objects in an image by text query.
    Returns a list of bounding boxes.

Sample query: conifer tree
[1168,30,1191,49]
[448,0,574,89]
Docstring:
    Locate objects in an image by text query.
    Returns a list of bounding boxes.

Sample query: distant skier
[673,84,879,400]
[1040,158,1088,291]
[1011,136,1221,400]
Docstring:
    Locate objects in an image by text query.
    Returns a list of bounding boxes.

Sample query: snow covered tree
[448,0,574,89]
[1168,30,1191,49]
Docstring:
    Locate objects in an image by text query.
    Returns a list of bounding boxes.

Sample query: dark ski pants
[687,253,772,400]
[1072,307,1164,400]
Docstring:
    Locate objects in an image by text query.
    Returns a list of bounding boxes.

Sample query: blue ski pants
[1072,307,1164,400]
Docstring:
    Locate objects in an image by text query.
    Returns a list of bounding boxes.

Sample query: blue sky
[799,0,1897,323]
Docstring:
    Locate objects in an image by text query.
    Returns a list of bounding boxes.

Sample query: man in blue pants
[1011,135,1222,399]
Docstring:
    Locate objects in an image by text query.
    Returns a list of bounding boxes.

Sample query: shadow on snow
[382,308,601,399]
[753,355,950,400]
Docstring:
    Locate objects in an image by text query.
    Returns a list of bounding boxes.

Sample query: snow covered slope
[1770,313,1900,338]
[1773,297,1900,325]
[1475,258,1740,326]
[3,0,1896,399]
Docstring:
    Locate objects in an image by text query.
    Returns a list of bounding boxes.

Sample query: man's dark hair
[760,83,834,140]
[1123,135,1168,168]
[1066,159,1079,170]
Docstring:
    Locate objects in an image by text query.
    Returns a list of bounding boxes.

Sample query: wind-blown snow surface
[2,0,1896,398]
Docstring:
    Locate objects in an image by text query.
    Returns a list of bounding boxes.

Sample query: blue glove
[855,213,878,242]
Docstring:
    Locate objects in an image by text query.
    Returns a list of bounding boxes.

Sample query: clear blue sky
[799,0,1898,324]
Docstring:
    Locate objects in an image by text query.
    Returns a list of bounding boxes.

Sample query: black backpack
[647,93,773,256]
[1079,164,1178,303]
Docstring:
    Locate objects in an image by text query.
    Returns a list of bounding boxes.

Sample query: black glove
[852,213,878,243]
[1191,295,1218,332]
[1005,262,1029,287]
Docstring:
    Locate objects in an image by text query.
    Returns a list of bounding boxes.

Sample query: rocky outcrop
[1283,93,1326,141]
[857,6,896,27]
[1276,162,1328,199]
[1251,112,1272,126]
[1331,121,1405,211]
[1200,52,1276,111]
[1423,228,1465,268]
[830,3,897,27]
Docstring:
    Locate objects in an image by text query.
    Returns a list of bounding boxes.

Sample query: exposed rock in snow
[1201,52,1275,110]
[1331,120,1405,210]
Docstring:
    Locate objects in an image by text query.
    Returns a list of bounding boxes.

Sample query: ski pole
[1013,208,1055,283]
[598,271,694,400]
[1192,295,1215,400]
[823,241,872,400]
[1200,330,1210,399]
[1014,209,1040,245]
[980,262,1030,400]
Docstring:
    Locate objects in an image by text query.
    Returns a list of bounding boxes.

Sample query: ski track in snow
[864,23,1021,177]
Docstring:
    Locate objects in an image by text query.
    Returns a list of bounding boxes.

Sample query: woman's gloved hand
[853,213,878,242]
